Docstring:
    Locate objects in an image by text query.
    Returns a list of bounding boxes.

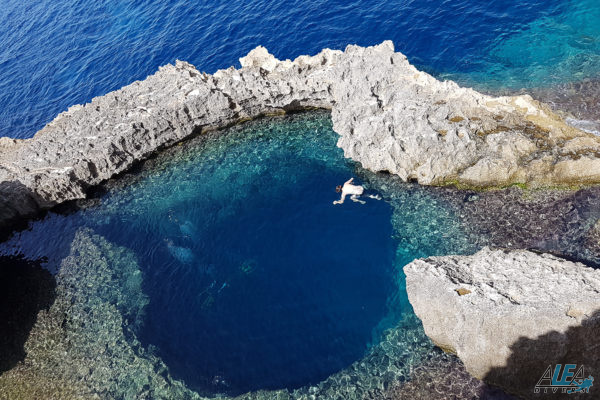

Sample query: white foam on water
[566,117,600,136]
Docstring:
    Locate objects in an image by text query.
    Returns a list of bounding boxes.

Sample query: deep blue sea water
[0,113,478,395]
[1,0,599,139]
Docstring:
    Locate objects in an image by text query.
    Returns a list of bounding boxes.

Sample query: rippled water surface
[1,0,599,138]
[3,112,600,398]
[105,114,397,394]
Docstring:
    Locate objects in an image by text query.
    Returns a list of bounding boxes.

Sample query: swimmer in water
[333,177,381,205]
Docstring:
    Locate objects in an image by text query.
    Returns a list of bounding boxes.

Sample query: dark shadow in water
[484,310,600,399]
[0,255,56,374]
[0,180,44,242]
[380,351,517,400]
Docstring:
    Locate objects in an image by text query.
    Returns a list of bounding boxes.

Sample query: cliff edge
[2,41,600,229]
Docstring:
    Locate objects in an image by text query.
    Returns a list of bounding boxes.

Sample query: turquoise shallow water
[6,117,600,398]
[1,0,599,138]
[446,0,600,90]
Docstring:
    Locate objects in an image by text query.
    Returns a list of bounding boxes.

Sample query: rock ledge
[3,41,600,229]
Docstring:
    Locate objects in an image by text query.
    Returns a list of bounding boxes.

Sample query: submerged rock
[527,79,600,125]
[0,229,199,400]
[2,41,600,229]
[380,352,516,400]
[0,255,56,375]
[404,247,600,398]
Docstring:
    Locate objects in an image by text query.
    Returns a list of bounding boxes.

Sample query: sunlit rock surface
[2,42,600,230]
[0,112,523,400]
[404,247,600,398]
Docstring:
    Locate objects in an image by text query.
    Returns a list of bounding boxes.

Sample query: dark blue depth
[89,116,396,394]
[0,114,393,395]
[0,0,573,139]
[136,167,394,394]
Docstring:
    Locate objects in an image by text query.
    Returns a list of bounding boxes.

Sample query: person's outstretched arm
[344,177,354,185]
[333,192,347,205]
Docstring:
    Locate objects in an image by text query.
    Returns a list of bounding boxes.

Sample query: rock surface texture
[3,41,600,229]
[404,247,600,398]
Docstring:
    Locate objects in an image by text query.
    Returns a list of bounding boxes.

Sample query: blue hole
[92,112,397,394]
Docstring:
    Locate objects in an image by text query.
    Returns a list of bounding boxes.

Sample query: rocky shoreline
[3,41,600,232]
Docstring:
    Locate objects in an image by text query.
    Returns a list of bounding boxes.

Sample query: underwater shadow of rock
[0,180,49,241]
[0,229,202,399]
[484,310,600,400]
[0,255,56,374]
[380,352,516,400]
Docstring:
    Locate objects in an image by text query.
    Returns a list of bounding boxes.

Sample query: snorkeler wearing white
[333,177,381,205]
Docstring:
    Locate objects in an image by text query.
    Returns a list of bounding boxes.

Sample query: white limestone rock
[404,247,600,398]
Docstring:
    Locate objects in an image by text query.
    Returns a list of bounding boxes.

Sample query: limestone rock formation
[404,247,600,398]
[0,47,337,230]
[3,41,600,230]
[330,43,600,188]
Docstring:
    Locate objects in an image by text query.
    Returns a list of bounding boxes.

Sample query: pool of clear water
[2,112,477,396]
[6,110,600,399]
[2,0,600,397]
[111,114,397,394]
